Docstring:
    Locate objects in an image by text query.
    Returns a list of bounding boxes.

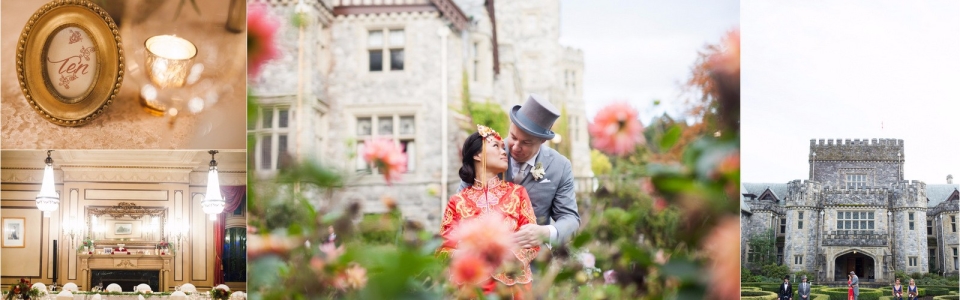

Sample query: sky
[558,0,740,123]
[741,0,960,184]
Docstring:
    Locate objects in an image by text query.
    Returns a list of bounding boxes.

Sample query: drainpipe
[939,214,945,276]
[817,208,824,281]
[438,26,451,213]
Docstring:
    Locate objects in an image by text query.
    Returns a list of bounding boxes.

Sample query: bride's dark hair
[459,132,484,185]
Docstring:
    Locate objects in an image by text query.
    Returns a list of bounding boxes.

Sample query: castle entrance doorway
[834,252,875,282]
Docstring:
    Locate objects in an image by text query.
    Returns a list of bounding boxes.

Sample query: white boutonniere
[531,162,545,181]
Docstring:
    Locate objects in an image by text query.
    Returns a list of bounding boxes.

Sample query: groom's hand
[513,224,549,248]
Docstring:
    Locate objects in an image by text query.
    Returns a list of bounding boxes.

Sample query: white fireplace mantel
[78,254,174,291]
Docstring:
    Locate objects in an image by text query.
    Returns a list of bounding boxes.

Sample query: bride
[438,125,540,298]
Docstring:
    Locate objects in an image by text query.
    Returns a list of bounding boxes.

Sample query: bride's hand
[513,224,548,248]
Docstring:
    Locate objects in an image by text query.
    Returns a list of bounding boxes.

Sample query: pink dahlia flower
[247,4,280,78]
[588,102,645,156]
[362,139,408,184]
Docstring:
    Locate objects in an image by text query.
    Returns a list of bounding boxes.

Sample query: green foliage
[741,286,761,291]
[794,270,816,282]
[554,103,573,159]
[746,229,777,267]
[759,264,790,282]
[934,295,960,300]
[590,149,613,176]
[740,290,778,300]
[466,101,510,137]
[354,213,401,245]
[925,286,956,296]
[819,287,882,300]
[811,293,830,300]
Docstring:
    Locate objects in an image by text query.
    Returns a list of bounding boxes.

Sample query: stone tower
[809,138,904,187]
[783,180,823,275]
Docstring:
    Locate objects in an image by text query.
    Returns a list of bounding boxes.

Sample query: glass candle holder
[141,35,197,115]
[144,35,197,88]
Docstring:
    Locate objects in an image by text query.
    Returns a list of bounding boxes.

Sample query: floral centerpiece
[158,240,175,256]
[80,238,95,254]
[210,285,230,300]
[4,279,41,300]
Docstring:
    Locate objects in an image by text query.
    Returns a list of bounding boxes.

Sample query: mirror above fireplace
[86,202,167,246]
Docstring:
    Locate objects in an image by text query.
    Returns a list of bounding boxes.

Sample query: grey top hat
[510,94,559,140]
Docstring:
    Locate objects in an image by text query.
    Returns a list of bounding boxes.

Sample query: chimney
[948,174,954,184]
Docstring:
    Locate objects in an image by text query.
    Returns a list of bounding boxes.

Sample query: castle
[741,139,959,281]
[249,0,593,231]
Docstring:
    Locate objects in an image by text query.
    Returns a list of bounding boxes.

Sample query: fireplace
[90,270,160,292]
[79,254,173,291]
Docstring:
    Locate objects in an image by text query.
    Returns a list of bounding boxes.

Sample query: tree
[747,229,777,268]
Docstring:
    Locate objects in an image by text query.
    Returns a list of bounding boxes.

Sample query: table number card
[16,0,124,126]
[45,26,98,102]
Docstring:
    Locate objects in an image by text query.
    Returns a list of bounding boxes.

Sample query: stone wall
[323,12,466,231]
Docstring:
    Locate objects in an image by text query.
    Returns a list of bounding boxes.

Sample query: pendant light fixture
[36,150,60,217]
[201,150,225,220]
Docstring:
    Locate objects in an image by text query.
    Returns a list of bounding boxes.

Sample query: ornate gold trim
[116,260,135,268]
[88,202,166,220]
[16,0,124,126]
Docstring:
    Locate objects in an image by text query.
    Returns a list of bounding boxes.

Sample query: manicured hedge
[933,295,960,300]
[925,286,958,296]
[818,287,883,300]
[741,287,762,292]
[741,290,778,300]
[741,283,786,293]
[811,293,829,300]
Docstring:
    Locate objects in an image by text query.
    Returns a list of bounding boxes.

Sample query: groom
[459,94,581,248]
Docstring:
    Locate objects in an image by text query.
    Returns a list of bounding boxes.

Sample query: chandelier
[36,150,60,216]
[201,150,225,219]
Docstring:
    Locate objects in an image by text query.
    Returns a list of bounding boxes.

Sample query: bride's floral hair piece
[476,124,502,143]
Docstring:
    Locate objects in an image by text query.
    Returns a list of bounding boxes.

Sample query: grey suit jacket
[851,275,860,295]
[458,144,581,244]
[798,282,811,298]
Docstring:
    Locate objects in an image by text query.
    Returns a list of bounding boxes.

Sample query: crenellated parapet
[810,138,904,161]
[787,179,823,207]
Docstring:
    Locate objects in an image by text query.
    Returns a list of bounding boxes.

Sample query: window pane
[378,116,393,135]
[845,212,851,219]
[853,221,859,229]
[356,142,367,171]
[262,108,273,129]
[799,212,804,219]
[845,221,851,229]
[909,213,914,220]
[860,221,866,229]
[369,50,383,72]
[389,30,404,46]
[278,135,288,169]
[279,109,289,128]
[368,31,383,48]
[869,221,874,229]
[837,220,842,229]
[260,136,272,170]
[400,116,415,135]
[869,212,874,219]
[390,49,404,71]
[837,212,842,219]
[357,117,372,136]
[402,140,415,172]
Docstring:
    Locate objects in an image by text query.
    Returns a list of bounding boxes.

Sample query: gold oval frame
[16,0,124,127]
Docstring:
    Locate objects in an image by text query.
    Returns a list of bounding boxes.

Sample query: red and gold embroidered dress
[438,178,540,294]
